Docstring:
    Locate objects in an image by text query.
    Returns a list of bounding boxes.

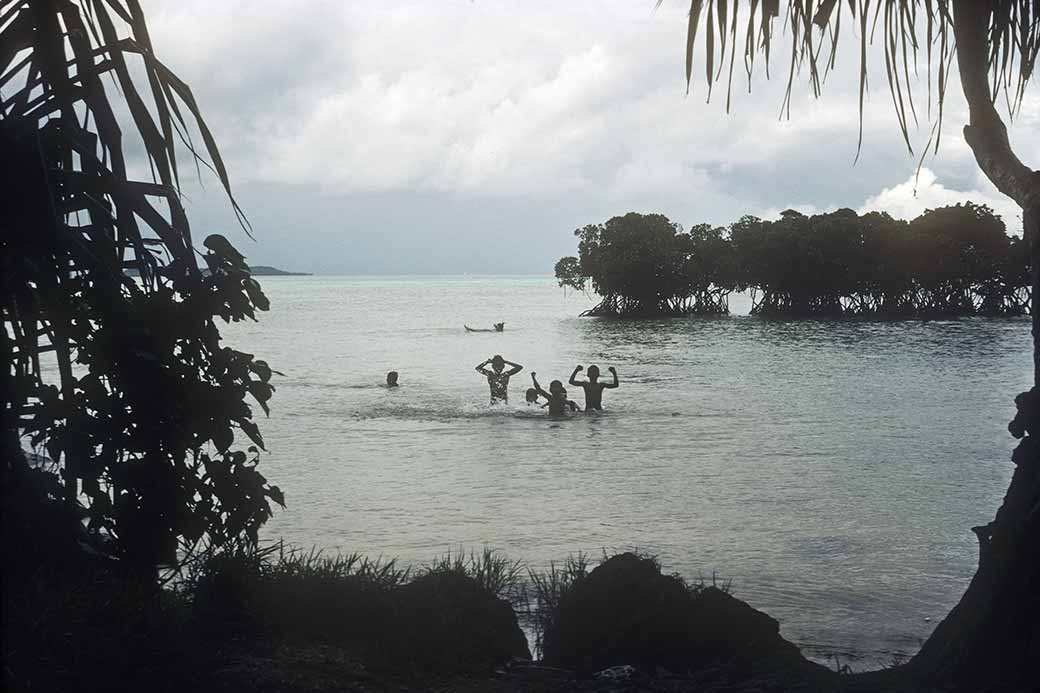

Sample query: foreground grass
[7,544,943,693]
[5,543,535,691]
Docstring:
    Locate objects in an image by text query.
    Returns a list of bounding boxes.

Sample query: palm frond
[681,1,1040,156]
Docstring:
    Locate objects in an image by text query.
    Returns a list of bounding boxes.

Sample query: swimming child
[475,354,523,404]
[568,364,618,410]
[525,387,540,404]
[531,372,581,415]
[386,371,399,387]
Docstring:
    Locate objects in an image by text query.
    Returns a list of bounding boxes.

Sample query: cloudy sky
[143,1,1040,275]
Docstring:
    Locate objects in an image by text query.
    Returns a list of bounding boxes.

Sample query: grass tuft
[526,552,591,658]
[425,546,525,606]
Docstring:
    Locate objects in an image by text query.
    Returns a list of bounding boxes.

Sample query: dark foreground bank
[1,537,944,693]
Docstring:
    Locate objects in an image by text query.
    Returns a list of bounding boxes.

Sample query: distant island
[251,265,312,276]
[126,264,311,277]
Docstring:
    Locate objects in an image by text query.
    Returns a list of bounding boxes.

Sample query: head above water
[525,388,538,403]
[587,365,600,380]
[549,380,564,395]
[386,371,398,386]
[494,322,505,332]
[491,354,505,372]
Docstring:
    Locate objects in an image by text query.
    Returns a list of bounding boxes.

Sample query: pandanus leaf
[204,234,246,262]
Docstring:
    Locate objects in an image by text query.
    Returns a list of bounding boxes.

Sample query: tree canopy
[557,204,1027,317]
[556,212,736,316]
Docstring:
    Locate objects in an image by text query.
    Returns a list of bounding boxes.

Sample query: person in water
[386,371,399,387]
[531,372,581,415]
[475,354,523,404]
[525,387,540,405]
[568,364,618,410]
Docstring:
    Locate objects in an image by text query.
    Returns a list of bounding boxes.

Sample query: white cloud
[858,168,1025,232]
[148,1,1040,194]
[755,168,1024,232]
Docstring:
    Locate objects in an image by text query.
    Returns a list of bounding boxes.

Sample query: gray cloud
[146,1,1039,273]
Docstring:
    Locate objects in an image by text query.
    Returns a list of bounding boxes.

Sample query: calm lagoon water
[224,275,1028,668]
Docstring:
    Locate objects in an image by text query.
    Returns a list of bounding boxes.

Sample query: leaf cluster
[2,0,281,573]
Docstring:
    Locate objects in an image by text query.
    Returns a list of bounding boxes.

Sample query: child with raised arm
[531,372,581,416]
[568,364,618,411]
[474,354,523,404]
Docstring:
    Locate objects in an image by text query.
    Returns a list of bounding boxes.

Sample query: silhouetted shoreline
[8,532,992,692]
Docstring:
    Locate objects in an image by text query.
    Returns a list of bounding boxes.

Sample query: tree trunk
[952,0,1040,382]
[908,3,1040,690]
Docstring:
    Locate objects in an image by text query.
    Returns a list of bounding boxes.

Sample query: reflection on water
[224,276,1029,668]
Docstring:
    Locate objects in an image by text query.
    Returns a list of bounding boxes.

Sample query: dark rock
[542,552,817,680]
[542,553,692,673]
[685,584,803,668]
[383,570,530,674]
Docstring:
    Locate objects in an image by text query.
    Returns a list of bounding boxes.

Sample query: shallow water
[224,275,1028,668]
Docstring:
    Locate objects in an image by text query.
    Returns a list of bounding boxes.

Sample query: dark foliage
[2,561,203,693]
[186,544,529,675]
[557,204,1028,317]
[734,204,1028,317]
[556,213,736,316]
[186,543,406,648]
[1,1,283,576]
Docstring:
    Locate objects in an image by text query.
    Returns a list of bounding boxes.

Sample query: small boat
[465,322,505,333]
